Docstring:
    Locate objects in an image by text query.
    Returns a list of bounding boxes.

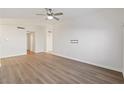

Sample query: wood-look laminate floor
[0,53,124,84]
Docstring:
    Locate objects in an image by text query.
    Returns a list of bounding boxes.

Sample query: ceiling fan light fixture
[47,15,53,20]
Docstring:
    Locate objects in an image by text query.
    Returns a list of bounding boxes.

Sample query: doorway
[27,32,35,54]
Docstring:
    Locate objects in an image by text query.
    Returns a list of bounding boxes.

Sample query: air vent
[17,26,25,29]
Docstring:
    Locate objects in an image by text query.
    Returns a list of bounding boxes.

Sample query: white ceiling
[0,8,45,19]
[0,8,123,26]
[0,8,102,26]
[0,8,102,19]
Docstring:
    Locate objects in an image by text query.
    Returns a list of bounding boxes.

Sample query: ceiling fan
[36,8,63,21]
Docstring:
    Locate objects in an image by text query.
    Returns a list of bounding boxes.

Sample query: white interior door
[46,31,53,52]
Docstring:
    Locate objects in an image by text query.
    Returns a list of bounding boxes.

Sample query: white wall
[0,24,46,58]
[52,9,123,72]
[34,26,46,53]
[123,29,124,76]
[122,25,124,77]
[123,10,124,76]
[0,25,27,58]
[0,26,3,58]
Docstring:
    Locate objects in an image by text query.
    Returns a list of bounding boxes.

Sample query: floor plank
[0,52,124,84]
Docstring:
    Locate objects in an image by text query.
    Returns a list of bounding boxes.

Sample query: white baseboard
[49,52,121,72]
[0,53,26,59]
[35,50,45,53]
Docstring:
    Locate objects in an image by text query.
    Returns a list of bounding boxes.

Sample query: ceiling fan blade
[53,16,59,21]
[36,14,46,16]
[54,12,63,16]
[45,8,51,11]
[45,8,52,14]
[45,8,49,12]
